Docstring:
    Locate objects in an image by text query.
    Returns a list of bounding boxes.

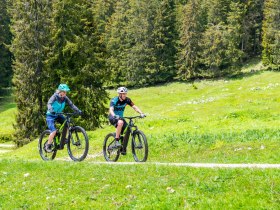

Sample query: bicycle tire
[67,126,89,161]
[38,130,57,161]
[131,130,148,162]
[103,133,120,162]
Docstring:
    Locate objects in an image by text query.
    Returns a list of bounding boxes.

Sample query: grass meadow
[1,62,280,209]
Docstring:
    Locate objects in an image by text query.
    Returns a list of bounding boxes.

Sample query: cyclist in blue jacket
[45,84,82,152]
[109,87,145,149]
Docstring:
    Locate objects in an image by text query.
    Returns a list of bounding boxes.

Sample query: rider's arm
[47,94,56,113]
[109,106,116,117]
[132,105,143,115]
[65,96,79,112]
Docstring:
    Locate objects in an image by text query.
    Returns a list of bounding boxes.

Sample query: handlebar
[54,112,81,117]
[122,115,146,120]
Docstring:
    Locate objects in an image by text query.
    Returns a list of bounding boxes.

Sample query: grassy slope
[1,61,280,209]
[4,69,280,163]
[0,95,16,142]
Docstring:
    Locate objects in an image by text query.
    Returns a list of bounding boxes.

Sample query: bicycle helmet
[58,84,70,92]
[117,87,128,94]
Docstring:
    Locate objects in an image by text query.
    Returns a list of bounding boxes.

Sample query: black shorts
[108,115,127,134]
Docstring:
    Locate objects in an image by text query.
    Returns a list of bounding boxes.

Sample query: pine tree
[243,0,264,57]
[10,0,52,146]
[106,0,177,86]
[0,0,13,90]
[200,0,231,75]
[225,1,246,68]
[47,0,109,129]
[176,0,206,79]
[105,0,131,86]
[148,0,177,83]
[262,0,280,68]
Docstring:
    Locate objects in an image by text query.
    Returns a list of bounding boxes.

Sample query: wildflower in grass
[166,187,175,193]
[24,173,30,177]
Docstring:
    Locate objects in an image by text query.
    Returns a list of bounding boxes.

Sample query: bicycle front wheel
[38,130,57,161]
[103,133,120,162]
[67,126,89,161]
[131,130,148,162]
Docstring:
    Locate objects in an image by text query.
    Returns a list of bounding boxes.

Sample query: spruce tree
[176,0,206,79]
[10,0,52,146]
[262,0,280,68]
[243,0,264,57]
[200,0,231,75]
[225,1,246,68]
[0,0,13,90]
[47,0,109,129]
[125,0,177,85]
[149,0,177,83]
[105,0,131,86]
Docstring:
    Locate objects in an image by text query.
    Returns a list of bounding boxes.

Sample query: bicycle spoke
[67,126,89,161]
[132,130,148,162]
[103,133,120,162]
[38,130,57,161]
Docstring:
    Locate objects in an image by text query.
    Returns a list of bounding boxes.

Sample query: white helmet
[117,87,128,93]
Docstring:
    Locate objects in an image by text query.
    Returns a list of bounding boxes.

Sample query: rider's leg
[115,119,124,139]
[46,115,57,151]
[48,130,57,144]
[114,120,124,148]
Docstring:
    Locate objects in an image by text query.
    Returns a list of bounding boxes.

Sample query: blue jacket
[46,93,79,115]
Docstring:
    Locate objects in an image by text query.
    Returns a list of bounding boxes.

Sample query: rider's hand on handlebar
[74,110,83,116]
[114,115,120,120]
[140,113,146,118]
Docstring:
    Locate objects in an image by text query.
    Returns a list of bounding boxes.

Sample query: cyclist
[108,87,145,152]
[45,84,82,152]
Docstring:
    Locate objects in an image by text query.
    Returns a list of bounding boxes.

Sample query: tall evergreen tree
[243,0,264,57]
[105,0,131,86]
[225,1,246,67]
[10,0,52,146]
[149,0,177,83]
[47,0,109,129]
[93,0,116,36]
[200,0,231,74]
[106,0,177,86]
[0,0,13,90]
[176,0,206,79]
[262,0,280,68]
[122,0,154,85]
[126,0,177,85]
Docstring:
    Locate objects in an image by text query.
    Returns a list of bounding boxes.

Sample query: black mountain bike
[38,112,89,161]
[103,116,148,162]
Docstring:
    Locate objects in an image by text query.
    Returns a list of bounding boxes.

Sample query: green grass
[0,95,16,142]
[0,159,280,209]
[1,60,280,208]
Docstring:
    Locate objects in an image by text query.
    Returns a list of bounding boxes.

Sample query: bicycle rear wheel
[67,126,89,161]
[103,133,120,162]
[131,130,148,162]
[38,130,57,161]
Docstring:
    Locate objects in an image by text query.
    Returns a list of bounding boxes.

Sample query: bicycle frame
[121,117,139,150]
[54,113,75,150]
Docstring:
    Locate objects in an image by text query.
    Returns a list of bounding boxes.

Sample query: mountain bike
[38,112,89,161]
[103,116,148,162]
